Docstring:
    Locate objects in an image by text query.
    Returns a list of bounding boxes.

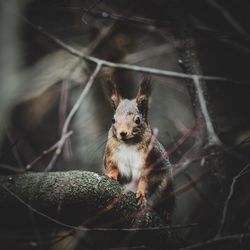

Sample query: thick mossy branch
[0,171,174,249]
[0,171,164,228]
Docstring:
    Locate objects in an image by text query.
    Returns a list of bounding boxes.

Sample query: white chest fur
[115,144,144,182]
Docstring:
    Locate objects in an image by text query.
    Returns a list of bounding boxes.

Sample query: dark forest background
[0,0,250,249]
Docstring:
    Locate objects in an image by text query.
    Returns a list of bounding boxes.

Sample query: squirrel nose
[120,132,127,138]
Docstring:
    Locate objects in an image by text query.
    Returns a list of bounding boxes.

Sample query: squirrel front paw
[136,190,147,208]
[106,170,119,180]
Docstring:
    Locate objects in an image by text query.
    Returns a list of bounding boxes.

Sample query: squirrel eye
[112,118,115,124]
[135,116,141,125]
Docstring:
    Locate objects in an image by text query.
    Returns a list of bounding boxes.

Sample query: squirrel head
[107,77,152,143]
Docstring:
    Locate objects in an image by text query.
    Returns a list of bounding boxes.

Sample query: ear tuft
[138,76,152,97]
[106,78,121,111]
[136,76,152,121]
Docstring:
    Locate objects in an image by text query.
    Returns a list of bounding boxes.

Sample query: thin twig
[81,8,171,27]
[124,128,159,192]
[179,232,250,250]
[20,16,245,84]
[173,147,220,176]
[0,164,25,173]
[46,64,101,171]
[146,128,159,158]
[81,7,250,56]
[178,164,250,250]
[192,76,221,146]
[174,169,210,197]
[81,0,103,24]
[216,163,250,237]
[142,122,197,177]
[167,122,197,156]
[0,183,79,231]
[184,173,216,210]
[191,17,250,55]
[59,79,72,160]
[25,131,73,170]
[59,80,70,134]
[5,129,24,169]
[122,43,176,64]
[207,0,250,41]
[103,246,149,250]
[57,21,115,160]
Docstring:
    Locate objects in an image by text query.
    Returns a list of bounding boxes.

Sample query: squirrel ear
[137,77,152,98]
[136,77,152,120]
[107,79,121,111]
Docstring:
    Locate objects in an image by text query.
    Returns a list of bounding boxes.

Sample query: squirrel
[103,77,175,220]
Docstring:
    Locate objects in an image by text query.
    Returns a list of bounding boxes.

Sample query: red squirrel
[104,77,175,219]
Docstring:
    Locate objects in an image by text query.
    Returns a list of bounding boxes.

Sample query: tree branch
[178,164,250,250]
[192,76,221,146]
[45,63,101,171]
[0,171,161,228]
[216,164,250,237]
[207,0,250,41]
[179,232,250,250]
[0,170,177,249]
[20,15,245,84]
[81,8,171,27]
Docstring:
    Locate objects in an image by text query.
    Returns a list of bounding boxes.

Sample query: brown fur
[104,78,175,220]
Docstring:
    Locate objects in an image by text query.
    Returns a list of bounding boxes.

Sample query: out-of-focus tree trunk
[0,0,20,141]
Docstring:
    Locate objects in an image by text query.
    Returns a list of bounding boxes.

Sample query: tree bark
[0,171,173,249]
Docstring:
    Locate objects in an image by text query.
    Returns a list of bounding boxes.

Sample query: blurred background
[1,0,250,249]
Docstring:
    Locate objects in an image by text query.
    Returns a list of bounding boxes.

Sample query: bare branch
[81,8,170,27]
[216,163,250,237]
[81,0,103,24]
[179,232,250,250]
[20,16,244,84]
[192,76,222,146]
[0,170,198,234]
[25,131,73,170]
[122,44,175,64]
[5,129,24,169]
[174,169,210,197]
[191,16,250,55]
[81,7,250,57]
[179,164,250,249]
[0,163,24,173]
[46,64,102,171]
[167,122,197,156]
[220,38,250,55]
[103,246,149,250]
[207,0,250,41]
